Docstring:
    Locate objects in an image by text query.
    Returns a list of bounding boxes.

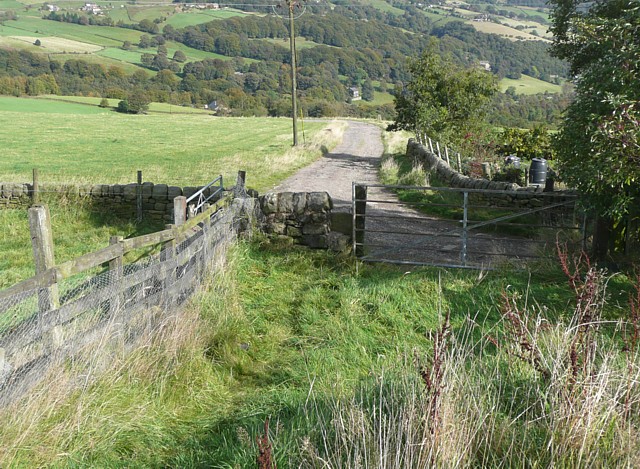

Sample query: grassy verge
[0,236,635,467]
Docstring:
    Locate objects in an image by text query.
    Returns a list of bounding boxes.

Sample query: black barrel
[529,158,548,185]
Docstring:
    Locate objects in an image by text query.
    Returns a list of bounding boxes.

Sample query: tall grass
[0,237,635,467]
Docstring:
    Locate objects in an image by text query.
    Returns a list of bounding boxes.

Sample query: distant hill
[0,0,568,126]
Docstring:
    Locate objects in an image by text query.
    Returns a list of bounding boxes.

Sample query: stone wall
[0,183,31,208]
[0,181,221,223]
[407,139,576,207]
[259,191,349,252]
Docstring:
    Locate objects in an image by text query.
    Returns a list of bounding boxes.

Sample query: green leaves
[389,47,498,148]
[550,0,640,222]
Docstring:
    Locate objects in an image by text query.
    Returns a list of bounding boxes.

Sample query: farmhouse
[348,86,361,101]
[81,3,102,14]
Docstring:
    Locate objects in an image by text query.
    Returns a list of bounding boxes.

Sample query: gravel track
[273,121,539,268]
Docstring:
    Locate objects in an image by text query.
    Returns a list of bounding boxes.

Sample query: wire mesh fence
[0,197,254,407]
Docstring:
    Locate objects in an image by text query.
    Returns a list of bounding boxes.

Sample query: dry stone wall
[259,191,349,252]
[407,139,576,207]
[0,181,221,223]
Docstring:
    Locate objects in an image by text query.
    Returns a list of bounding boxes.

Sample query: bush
[492,166,524,185]
[98,98,110,108]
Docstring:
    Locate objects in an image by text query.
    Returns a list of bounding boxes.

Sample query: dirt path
[273,121,383,212]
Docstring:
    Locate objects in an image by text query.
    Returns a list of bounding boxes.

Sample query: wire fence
[0,195,255,407]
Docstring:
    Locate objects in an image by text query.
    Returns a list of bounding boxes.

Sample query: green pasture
[0,100,328,188]
[123,5,174,22]
[261,36,324,50]
[164,9,249,28]
[50,52,144,74]
[0,204,160,289]
[0,96,110,114]
[0,17,145,47]
[369,90,395,105]
[363,0,405,16]
[37,95,212,114]
[500,74,562,95]
[0,0,22,9]
[0,96,334,192]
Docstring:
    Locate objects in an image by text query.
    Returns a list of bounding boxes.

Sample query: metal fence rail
[352,183,585,269]
[186,175,224,217]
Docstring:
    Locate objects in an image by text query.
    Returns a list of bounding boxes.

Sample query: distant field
[5,36,102,53]
[0,96,111,114]
[0,17,145,47]
[37,95,213,114]
[262,37,324,50]
[0,97,330,189]
[468,20,550,42]
[164,9,249,28]
[500,74,562,95]
[369,91,395,105]
[364,0,405,16]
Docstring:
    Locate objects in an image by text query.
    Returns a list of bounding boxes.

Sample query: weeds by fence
[0,192,254,407]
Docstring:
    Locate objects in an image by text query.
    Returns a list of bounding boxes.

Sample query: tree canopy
[390,47,498,147]
[549,0,640,223]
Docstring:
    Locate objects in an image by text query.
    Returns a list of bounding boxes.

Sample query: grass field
[261,37,324,50]
[0,202,161,288]
[364,0,405,16]
[0,97,335,188]
[0,17,145,47]
[500,74,562,95]
[468,20,551,43]
[0,236,635,466]
[369,90,395,105]
[36,95,213,114]
[0,35,102,53]
[0,98,342,285]
[0,96,111,114]
[164,9,250,28]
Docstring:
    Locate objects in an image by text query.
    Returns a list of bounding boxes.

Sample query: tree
[172,50,187,63]
[549,0,640,256]
[361,79,375,102]
[34,39,41,46]
[389,44,498,148]
[99,97,110,108]
[138,34,152,49]
[117,90,149,114]
[121,41,132,51]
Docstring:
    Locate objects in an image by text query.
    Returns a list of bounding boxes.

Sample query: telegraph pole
[288,0,298,146]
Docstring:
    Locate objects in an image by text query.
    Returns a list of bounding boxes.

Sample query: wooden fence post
[109,235,124,318]
[174,196,187,226]
[163,224,177,309]
[354,184,367,257]
[28,205,59,312]
[32,168,39,205]
[436,142,442,160]
[445,146,451,166]
[457,153,462,173]
[136,170,143,222]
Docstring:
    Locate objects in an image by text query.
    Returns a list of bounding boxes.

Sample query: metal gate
[352,183,586,269]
